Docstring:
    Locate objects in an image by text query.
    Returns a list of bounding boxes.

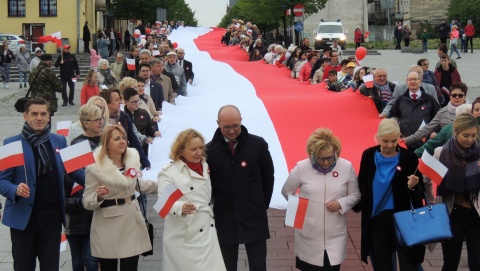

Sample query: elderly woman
[110,53,124,81]
[97,59,117,88]
[15,44,30,89]
[118,76,137,97]
[157,129,226,271]
[355,119,425,270]
[281,128,360,270]
[83,125,158,271]
[65,104,104,271]
[67,96,109,144]
[435,113,480,270]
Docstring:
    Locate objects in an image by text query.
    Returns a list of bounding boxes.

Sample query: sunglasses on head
[451,94,464,98]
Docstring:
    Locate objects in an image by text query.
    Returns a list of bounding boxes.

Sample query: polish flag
[363,74,374,88]
[60,233,67,252]
[285,195,309,229]
[153,182,184,218]
[126,58,136,71]
[0,141,24,171]
[70,182,84,196]
[38,31,62,48]
[59,140,95,173]
[56,121,71,137]
[418,150,448,186]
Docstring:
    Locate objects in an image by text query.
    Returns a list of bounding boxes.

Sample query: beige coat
[153,74,175,105]
[158,159,226,271]
[83,147,158,258]
[281,158,361,266]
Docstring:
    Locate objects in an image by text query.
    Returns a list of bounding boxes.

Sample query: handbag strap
[26,66,46,98]
[408,184,432,213]
[136,177,149,223]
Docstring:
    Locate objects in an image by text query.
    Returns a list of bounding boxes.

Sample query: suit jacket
[163,70,180,94]
[0,133,85,230]
[148,80,164,110]
[382,82,439,117]
[179,59,194,82]
[153,74,175,104]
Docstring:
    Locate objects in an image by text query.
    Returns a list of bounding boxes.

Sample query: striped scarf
[20,122,52,175]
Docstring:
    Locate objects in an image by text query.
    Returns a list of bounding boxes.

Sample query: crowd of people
[0,18,479,271]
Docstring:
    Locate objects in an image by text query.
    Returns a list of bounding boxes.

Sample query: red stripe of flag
[63,152,95,173]
[59,140,95,173]
[70,182,84,196]
[293,197,308,229]
[159,190,183,218]
[0,153,24,171]
[418,150,448,185]
[153,182,184,219]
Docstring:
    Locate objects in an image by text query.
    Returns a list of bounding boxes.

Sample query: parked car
[0,33,26,52]
[314,20,347,50]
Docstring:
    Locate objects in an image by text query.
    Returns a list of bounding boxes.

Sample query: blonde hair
[169,129,206,161]
[453,113,479,135]
[377,119,400,137]
[78,104,102,131]
[83,70,96,86]
[86,96,109,124]
[118,77,137,95]
[98,125,127,165]
[306,128,341,157]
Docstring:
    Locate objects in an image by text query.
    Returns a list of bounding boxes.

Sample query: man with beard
[55,45,80,106]
[176,48,194,84]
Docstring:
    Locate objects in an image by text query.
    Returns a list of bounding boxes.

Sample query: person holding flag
[354,119,425,270]
[281,128,360,271]
[82,125,157,270]
[0,97,85,271]
[436,113,480,270]
[156,128,226,270]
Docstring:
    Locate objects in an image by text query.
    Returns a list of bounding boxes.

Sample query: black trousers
[466,37,474,52]
[296,251,340,271]
[84,40,90,52]
[98,255,139,271]
[395,38,402,49]
[220,240,267,271]
[61,77,75,104]
[10,212,63,271]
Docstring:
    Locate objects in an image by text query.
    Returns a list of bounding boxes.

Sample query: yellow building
[1,0,105,54]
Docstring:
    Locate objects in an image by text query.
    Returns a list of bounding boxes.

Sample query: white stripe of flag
[285,195,308,229]
[0,141,24,171]
[59,140,95,173]
[153,182,184,219]
[418,150,448,186]
[56,121,71,137]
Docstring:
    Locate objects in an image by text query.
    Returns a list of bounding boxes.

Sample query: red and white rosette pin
[125,168,137,178]
[332,171,339,178]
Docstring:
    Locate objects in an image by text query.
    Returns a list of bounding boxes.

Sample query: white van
[314,20,347,50]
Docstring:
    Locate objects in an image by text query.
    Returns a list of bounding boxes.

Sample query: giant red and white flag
[38,31,62,48]
[56,121,72,137]
[59,140,95,173]
[418,150,448,186]
[0,141,24,171]
[285,195,309,229]
[126,58,136,71]
[153,182,184,219]
[60,233,67,252]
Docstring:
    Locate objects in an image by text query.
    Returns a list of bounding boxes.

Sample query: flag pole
[23,164,28,185]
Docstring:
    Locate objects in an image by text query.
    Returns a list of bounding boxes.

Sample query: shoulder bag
[14,66,45,113]
[393,191,452,247]
[136,178,154,257]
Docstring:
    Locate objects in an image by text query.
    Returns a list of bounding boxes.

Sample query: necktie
[228,141,236,156]
[412,93,417,101]
[179,60,182,67]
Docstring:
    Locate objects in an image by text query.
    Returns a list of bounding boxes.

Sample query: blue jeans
[1,63,11,83]
[422,41,428,52]
[449,44,460,58]
[18,71,28,86]
[67,234,98,271]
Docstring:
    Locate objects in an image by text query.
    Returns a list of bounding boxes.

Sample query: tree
[448,0,480,32]
[110,0,162,23]
[158,0,198,26]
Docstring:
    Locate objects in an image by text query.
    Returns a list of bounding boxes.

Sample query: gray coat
[16,51,30,72]
[164,62,187,96]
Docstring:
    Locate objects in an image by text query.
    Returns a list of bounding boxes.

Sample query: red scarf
[183,159,203,176]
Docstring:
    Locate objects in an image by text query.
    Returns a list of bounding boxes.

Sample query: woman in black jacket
[354,119,425,270]
[1,43,15,89]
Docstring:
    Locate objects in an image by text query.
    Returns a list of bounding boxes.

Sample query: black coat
[118,112,150,168]
[180,59,194,82]
[149,80,164,110]
[354,146,425,264]
[83,25,91,42]
[0,49,15,65]
[206,126,274,244]
[55,53,80,78]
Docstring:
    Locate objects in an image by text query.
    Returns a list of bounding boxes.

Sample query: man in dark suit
[83,21,91,53]
[0,97,85,270]
[206,105,274,271]
[139,63,164,110]
[176,48,194,84]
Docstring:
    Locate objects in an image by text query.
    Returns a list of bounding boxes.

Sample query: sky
[184,0,227,27]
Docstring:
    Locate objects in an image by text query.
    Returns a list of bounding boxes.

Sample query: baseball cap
[34,47,43,53]
[347,62,356,68]
[63,45,71,49]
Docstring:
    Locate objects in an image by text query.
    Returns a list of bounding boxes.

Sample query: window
[8,0,26,16]
[39,0,57,16]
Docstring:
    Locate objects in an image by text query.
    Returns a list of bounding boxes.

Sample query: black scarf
[438,138,480,203]
[21,122,52,175]
[99,68,115,85]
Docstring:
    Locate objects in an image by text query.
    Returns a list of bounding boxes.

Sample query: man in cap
[164,51,187,96]
[30,47,43,72]
[55,45,80,106]
[29,54,63,115]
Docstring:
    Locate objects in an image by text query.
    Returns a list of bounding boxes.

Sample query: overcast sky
[185,0,227,27]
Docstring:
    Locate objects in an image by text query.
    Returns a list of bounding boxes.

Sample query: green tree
[448,0,480,34]
[110,0,162,23]
[158,0,198,26]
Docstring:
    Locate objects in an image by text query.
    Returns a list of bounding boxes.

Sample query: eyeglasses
[451,93,465,98]
[128,99,142,104]
[86,118,103,124]
[317,155,336,163]
[222,124,241,132]
[406,78,420,82]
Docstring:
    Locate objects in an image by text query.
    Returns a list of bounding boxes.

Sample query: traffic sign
[294,21,304,32]
[293,4,304,16]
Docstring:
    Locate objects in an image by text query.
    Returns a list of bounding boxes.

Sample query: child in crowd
[90,49,101,72]
[80,70,99,105]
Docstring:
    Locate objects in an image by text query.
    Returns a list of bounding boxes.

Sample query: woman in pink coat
[299,52,317,82]
[282,128,361,271]
[90,49,101,71]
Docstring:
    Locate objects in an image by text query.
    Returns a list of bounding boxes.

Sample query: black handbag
[14,66,45,113]
[136,178,154,256]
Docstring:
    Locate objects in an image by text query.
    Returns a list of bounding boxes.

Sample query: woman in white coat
[83,125,158,271]
[157,129,226,271]
[282,128,360,271]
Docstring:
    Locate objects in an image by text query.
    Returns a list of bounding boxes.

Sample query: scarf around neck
[310,154,337,174]
[182,159,203,176]
[21,122,52,175]
[446,101,458,114]
[438,138,480,203]
[99,68,115,85]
